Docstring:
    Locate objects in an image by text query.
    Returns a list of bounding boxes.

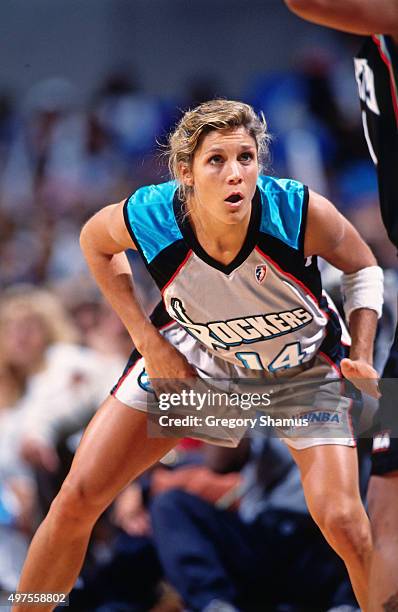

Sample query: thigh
[272,354,359,450]
[288,444,363,515]
[61,394,179,511]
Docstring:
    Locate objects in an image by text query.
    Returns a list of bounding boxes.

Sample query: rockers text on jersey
[123,176,346,371]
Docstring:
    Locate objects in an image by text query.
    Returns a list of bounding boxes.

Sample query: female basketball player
[14,100,383,611]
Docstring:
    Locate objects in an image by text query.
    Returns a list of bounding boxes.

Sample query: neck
[187,199,252,264]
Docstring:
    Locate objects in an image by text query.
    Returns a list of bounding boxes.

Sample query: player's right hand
[142,332,198,397]
[341,357,381,399]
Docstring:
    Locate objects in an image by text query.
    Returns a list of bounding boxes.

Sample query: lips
[225,192,244,204]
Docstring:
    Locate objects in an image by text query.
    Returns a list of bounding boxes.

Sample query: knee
[50,477,107,528]
[312,501,371,557]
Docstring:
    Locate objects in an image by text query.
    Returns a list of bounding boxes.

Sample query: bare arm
[80,202,196,380]
[305,191,380,395]
[79,202,156,354]
[284,0,398,40]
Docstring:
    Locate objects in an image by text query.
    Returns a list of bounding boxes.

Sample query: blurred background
[0,1,396,610]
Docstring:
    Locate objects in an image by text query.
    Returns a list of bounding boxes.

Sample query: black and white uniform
[111,176,357,448]
[355,36,398,474]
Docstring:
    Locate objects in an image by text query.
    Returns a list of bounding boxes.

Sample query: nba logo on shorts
[255,264,267,284]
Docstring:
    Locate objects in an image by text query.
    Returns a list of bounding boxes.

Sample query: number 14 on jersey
[236,342,306,371]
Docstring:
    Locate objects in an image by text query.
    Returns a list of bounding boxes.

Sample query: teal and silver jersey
[124,175,344,372]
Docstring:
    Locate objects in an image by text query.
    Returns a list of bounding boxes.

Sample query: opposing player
[14,100,382,611]
[284,1,398,609]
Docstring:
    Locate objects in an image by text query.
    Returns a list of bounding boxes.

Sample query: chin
[223,213,245,225]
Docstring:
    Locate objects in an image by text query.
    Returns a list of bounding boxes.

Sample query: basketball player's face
[186,127,259,225]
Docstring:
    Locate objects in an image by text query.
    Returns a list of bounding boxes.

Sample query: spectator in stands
[150,437,357,612]
[0,286,122,515]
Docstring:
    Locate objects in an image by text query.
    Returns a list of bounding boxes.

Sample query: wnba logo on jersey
[255,264,267,284]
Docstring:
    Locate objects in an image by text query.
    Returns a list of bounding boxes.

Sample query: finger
[352,378,381,399]
[341,359,379,380]
[340,359,357,376]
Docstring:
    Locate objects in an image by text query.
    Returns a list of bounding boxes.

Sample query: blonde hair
[167,99,271,202]
[0,285,80,346]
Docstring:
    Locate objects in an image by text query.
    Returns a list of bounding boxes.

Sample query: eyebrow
[204,143,256,154]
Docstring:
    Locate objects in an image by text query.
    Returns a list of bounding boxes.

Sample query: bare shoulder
[81,200,137,254]
[307,189,341,223]
[106,201,137,250]
[284,0,398,38]
[304,190,344,257]
[304,190,376,270]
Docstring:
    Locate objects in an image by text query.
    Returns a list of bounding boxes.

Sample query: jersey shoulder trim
[123,181,183,263]
[257,175,309,252]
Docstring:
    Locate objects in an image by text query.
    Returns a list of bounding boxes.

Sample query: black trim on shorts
[110,348,141,396]
[110,300,173,395]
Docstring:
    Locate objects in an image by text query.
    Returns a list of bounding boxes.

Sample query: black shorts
[371,324,398,476]
[371,435,398,475]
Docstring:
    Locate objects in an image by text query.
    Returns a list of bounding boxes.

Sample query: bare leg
[368,472,398,612]
[13,395,179,612]
[289,444,372,611]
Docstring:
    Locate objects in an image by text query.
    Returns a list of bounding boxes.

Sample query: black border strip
[123,195,150,266]
[298,184,309,256]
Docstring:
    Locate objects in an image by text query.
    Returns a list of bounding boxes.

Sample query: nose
[226,161,243,184]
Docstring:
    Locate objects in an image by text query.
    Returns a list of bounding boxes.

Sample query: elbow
[367,252,378,268]
[79,221,89,252]
[358,237,378,270]
[79,218,95,255]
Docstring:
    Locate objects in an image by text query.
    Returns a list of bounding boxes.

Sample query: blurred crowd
[0,44,397,291]
[0,282,360,610]
[0,38,397,611]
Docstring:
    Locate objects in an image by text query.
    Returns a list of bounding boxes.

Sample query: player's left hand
[340,358,381,399]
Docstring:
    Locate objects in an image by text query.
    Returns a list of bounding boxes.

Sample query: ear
[179,162,194,187]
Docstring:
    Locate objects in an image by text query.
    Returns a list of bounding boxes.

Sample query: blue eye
[209,155,223,164]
